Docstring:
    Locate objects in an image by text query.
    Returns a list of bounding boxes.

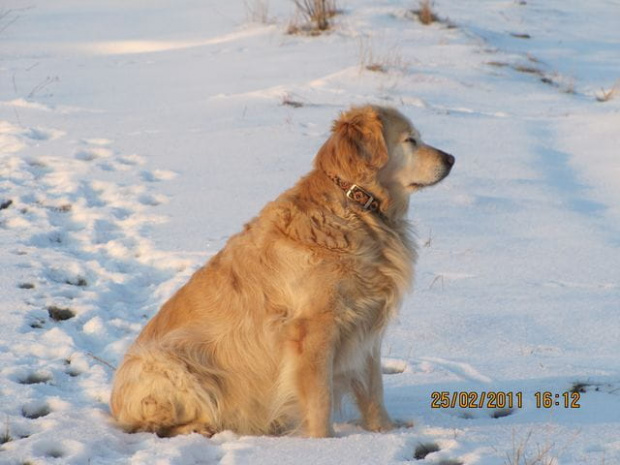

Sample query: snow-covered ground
[1,1,619,463]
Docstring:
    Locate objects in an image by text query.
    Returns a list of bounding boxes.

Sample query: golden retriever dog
[110,105,454,438]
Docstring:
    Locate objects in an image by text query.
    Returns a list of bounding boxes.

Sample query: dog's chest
[336,225,415,334]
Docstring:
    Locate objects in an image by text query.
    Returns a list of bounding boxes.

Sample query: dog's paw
[160,422,216,438]
[364,418,413,433]
[305,425,336,438]
[391,419,414,429]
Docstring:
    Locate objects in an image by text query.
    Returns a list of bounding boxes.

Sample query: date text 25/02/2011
[430,391,581,410]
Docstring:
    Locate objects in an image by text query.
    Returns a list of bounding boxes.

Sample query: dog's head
[314,105,454,215]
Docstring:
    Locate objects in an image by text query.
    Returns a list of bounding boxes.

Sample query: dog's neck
[326,173,386,218]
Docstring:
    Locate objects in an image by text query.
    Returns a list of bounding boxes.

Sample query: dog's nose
[440,150,455,167]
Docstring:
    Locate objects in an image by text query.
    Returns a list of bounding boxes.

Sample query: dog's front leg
[351,343,398,432]
[286,317,336,438]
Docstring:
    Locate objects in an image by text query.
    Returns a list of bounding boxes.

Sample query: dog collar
[328,174,381,213]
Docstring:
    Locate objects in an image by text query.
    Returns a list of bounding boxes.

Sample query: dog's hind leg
[110,344,221,437]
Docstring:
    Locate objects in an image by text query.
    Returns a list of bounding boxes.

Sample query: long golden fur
[110,105,454,438]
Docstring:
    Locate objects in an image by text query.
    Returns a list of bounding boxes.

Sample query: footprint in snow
[414,442,440,460]
[141,168,177,182]
[410,441,463,464]
[82,138,113,146]
[75,147,114,161]
[25,127,65,141]
[93,218,123,244]
[2,123,192,464]
[138,193,168,206]
[30,439,68,459]
[117,153,146,166]
[448,407,516,420]
[22,402,52,420]
[18,371,53,385]
[47,305,77,322]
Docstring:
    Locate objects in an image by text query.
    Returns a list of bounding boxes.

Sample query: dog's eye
[405,137,418,147]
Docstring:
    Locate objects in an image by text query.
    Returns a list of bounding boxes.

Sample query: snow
[1,0,619,463]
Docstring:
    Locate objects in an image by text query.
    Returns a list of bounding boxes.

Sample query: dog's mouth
[408,179,442,189]
[408,167,453,190]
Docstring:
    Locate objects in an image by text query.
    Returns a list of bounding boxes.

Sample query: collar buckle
[346,184,376,211]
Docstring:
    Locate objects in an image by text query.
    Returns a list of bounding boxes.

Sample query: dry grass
[596,80,619,102]
[0,8,19,34]
[281,93,305,108]
[27,75,60,99]
[288,0,338,35]
[87,352,116,371]
[541,72,576,95]
[559,77,576,95]
[513,65,543,76]
[414,0,439,25]
[428,274,444,290]
[423,228,433,248]
[1,416,11,445]
[504,431,558,465]
[490,59,580,96]
[359,38,406,73]
[407,1,455,28]
[365,63,387,73]
[244,0,272,24]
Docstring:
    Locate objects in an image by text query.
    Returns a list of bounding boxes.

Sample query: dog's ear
[314,106,388,182]
[332,106,388,169]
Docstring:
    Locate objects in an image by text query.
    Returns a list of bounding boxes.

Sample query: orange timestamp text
[431,391,581,410]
